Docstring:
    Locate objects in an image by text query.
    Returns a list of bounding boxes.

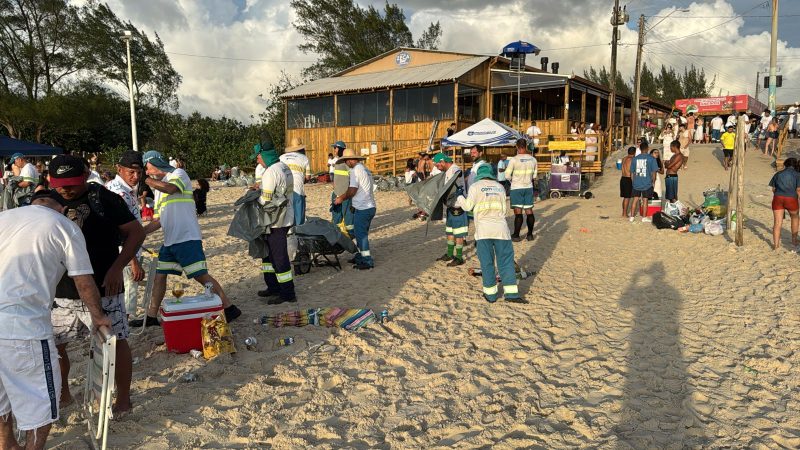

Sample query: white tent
[441,118,522,147]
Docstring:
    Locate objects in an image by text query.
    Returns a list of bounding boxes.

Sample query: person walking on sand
[433,152,467,266]
[721,125,736,170]
[280,138,312,226]
[130,151,241,328]
[505,138,538,241]
[456,165,524,304]
[678,123,691,170]
[255,140,296,304]
[710,114,724,142]
[765,118,779,157]
[665,140,684,203]
[768,157,800,250]
[0,191,111,450]
[334,149,376,270]
[620,146,635,217]
[629,142,659,223]
[330,141,353,235]
[46,155,144,415]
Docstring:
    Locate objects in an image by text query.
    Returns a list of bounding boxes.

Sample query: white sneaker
[641,217,652,223]
[629,216,635,223]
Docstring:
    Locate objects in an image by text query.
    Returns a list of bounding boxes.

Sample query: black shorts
[632,187,654,198]
[620,177,633,198]
[723,149,733,158]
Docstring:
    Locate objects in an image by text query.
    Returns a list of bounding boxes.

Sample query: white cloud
[96,0,799,121]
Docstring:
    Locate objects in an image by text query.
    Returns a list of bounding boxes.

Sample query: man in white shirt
[758,109,772,149]
[106,151,146,316]
[254,140,296,304]
[334,149,375,270]
[505,138,538,241]
[0,191,110,450]
[525,121,542,149]
[788,102,799,138]
[710,115,724,142]
[455,165,523,304]
[280,138,312,226]
[496,154,509,195]
[466,145,488,191]
[131,151,241,328]
[10,153,38,189]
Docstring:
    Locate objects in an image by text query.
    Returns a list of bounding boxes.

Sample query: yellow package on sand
[201,314,236,360]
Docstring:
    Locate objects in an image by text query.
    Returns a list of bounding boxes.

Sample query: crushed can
[244,337,258,350]
[380,310,389,323]
[278,337,294,346]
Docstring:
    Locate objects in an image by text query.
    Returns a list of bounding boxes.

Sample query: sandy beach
[49,141,800,449]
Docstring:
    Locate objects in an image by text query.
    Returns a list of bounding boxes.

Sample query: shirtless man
[620,146,635,217]
[664,140,684,203]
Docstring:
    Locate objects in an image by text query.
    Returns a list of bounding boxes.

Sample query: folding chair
[131,247,159,336]
[84,326,116,450]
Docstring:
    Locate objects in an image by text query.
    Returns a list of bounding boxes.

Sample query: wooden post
[619,100,625,148]
[389,89,395,176]
[727,116,747,246]
[595,95,601,128]
[563,83,570,135]
[580,90,587,123]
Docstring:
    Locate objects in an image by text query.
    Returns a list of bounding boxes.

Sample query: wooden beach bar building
[282,48,668,175]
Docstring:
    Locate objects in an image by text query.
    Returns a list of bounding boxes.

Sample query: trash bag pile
[224,176,255,187]
[653,190,727,236]
[373,176,406,192]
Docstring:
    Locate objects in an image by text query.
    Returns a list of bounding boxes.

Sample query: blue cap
[10,153,24,162]
[142,150,174,172]
[331,141,347,149]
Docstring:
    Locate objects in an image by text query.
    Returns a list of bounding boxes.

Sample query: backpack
[652,211,684,230]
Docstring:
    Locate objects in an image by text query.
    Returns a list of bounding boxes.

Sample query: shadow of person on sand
[615,261,707,448]
[515,202,580,292]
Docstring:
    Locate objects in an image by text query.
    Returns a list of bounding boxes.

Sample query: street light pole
[122,30,138,151]
[768,0,779,115]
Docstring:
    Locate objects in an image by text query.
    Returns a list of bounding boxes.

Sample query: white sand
[49,142,800,449]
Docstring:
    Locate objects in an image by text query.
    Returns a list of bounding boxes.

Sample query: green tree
[583,65,632,96]
[75,2,181,110]
[657,65,683,106]
[256,71,298,152]
[638,62,660,100]
[291,0,442,79]
[681,64,713,99]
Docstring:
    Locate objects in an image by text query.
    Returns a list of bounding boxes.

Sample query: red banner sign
[674,95,765,114]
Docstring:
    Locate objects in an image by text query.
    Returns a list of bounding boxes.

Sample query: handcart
[294,235,347,273]
[548,152,583,199]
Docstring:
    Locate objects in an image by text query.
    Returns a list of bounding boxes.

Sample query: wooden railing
[534,134,607,174]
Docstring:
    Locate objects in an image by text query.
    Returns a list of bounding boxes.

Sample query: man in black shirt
[48,155,144,415]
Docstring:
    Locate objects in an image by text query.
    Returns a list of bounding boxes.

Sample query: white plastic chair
[84,326,116,450]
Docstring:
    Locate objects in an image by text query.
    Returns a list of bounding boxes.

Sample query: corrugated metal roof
[281,56,489,98]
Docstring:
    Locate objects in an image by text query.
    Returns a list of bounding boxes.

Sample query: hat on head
[727,124,734,129]
[285,137,306,152]
[474,164,496,181]
[331,140,347,150]
[10,153,24,163]
[118,150,143,169]
[142,150,174,172]
[30,189,65,206]
[336,148,367,163]
[250,134,276,161]
[432,152,452,164]
[49,155,88,187]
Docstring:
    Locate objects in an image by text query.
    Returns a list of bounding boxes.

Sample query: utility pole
[609,1,627,150]
[631,14,645,145]
[755,70,761,103]
[768,0,779,115]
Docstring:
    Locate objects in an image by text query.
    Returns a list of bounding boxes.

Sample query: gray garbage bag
[294,217,358,254]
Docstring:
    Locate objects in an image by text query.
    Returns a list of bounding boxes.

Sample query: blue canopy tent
[0,136,63,158]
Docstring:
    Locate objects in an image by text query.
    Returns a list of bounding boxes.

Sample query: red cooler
[160,294,222,353]
[646,199,661,217]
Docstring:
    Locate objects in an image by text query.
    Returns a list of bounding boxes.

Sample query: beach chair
[131,247,159,336]
[84,326,116,450]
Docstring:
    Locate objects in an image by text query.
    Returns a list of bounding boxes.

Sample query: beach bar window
[393,84,454,123]
[337,91,390,126]
[287,97,334,129]
[458,85,482,123]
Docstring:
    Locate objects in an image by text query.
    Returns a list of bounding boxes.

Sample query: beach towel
[256,308,377,331]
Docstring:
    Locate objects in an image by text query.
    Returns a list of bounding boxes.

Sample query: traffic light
[764,75,783,88]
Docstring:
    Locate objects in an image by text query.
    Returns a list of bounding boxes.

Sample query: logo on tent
[467,131,497,136]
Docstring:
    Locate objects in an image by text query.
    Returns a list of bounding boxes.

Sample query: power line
[165,51,313,63]
[645,0,769,45]
[648,14,799,19]
[646,50,800,61]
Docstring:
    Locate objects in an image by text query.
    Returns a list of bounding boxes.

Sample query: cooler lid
[160,294,222,313]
